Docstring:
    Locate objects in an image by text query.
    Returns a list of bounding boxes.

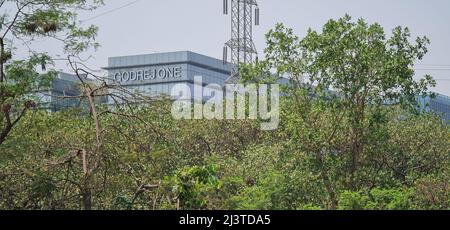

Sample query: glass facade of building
[417,94,450,123]
[37,73,107,112]
[104,51,233,102]
[47,50,447,124]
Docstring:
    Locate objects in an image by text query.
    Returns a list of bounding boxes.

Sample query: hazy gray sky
[19,0,450,95]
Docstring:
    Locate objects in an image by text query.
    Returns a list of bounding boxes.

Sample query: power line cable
[80,0,142,23]
[416,64,450,67]
[414,76,450,79]
[415,68,450,71]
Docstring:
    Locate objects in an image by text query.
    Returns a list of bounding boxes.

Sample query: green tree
[239,15,443,209]
[0,13,448,211]
[299,15,435,177]
[275,16,433,165]
[0,0,103,146]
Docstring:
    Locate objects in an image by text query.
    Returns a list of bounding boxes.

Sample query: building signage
[114,66,182,83]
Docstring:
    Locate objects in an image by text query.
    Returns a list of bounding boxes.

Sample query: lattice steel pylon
[223,0,260,83]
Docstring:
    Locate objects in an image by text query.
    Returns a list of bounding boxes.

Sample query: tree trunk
[0,38,6,146]
[351,129,362,173]
[322,172,338,210]
[0,123,13,146]
[350,102,365,187]
[316,153,338,210]
[0,38,4,83]
[81,149,92,210]
[82,189,92,210]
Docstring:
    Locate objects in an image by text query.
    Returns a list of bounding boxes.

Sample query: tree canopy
[0,13,448,210]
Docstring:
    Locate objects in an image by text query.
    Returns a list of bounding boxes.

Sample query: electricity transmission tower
[223,0,260,83]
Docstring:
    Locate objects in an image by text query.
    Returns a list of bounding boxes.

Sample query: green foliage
[412,175,450,210]
[0,99,447,210]
[227,172,285,210]
[0,15,448,210]
[0,0,104,147]
[299,15,435,107]
[338,188,414,210]
[164,165,221,210]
